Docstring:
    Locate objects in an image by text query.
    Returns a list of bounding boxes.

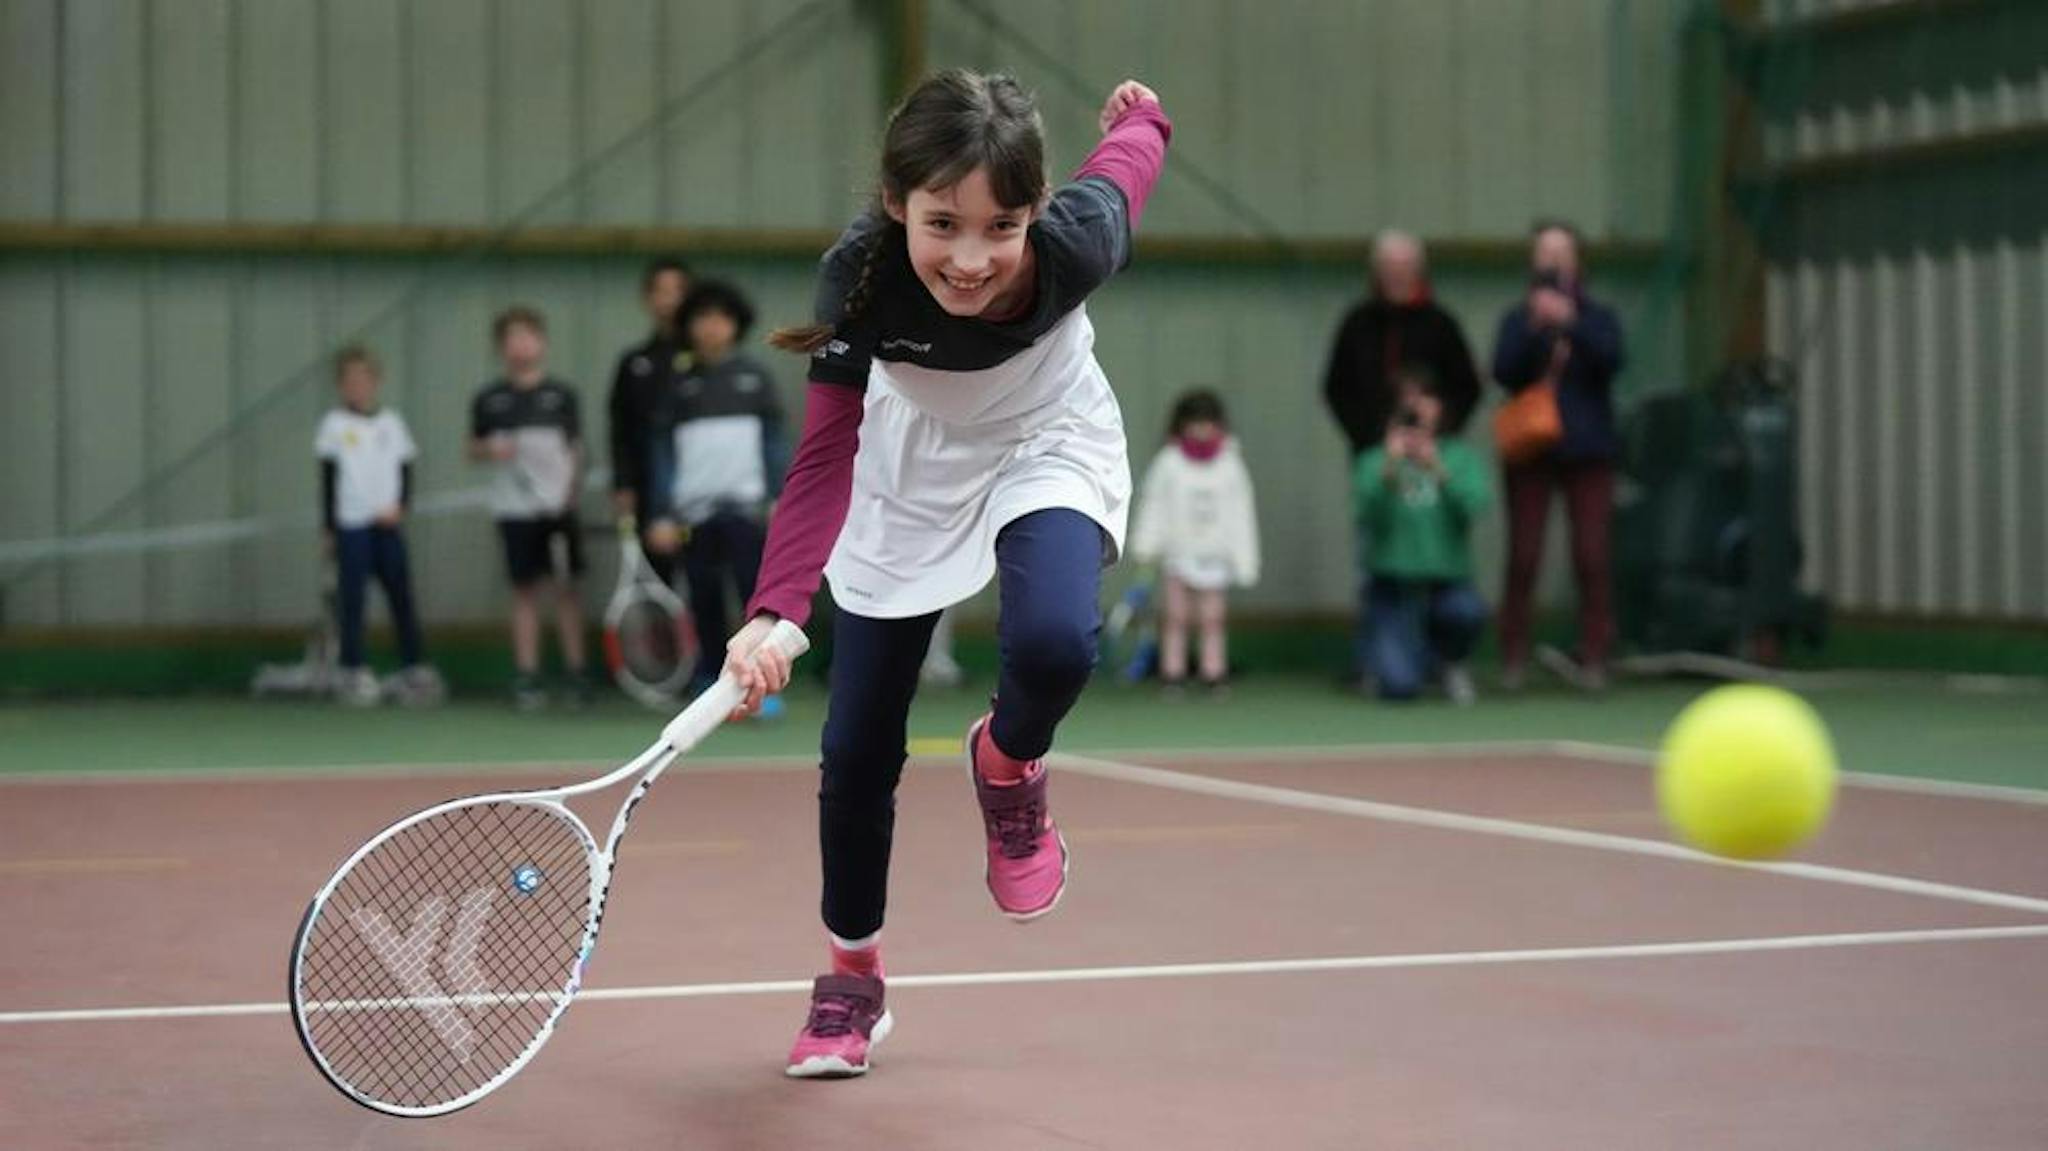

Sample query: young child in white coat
[1129,389,1260,692]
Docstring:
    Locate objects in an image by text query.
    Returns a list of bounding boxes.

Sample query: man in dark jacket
[608,256,692,579]
[1324,231,1483,688]
[1323,230,1483,452]
[1491,220,1626,691]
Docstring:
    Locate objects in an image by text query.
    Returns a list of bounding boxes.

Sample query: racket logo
[348,887,498,1062]
[512,864,544,894]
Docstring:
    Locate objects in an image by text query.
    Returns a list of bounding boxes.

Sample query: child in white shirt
[315,345,435,705]
[1129,389,1261,691]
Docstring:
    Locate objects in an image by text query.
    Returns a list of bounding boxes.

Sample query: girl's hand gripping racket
[288,620,808,1117]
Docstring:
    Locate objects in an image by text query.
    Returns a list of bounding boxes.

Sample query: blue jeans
[1365,576,1488,701]
[815,509,1102,938]
[334,526,423,669]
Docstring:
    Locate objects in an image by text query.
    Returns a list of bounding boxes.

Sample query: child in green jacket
[1355,368,1493,703]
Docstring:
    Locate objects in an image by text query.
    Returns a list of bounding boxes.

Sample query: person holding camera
[1353,367,1492,705]
[1490,220,1626,692]
[1323,230,1484,690]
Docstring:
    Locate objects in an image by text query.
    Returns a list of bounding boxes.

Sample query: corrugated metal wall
[925,0,1679,240]
[1762,0,2048,621]
[0,0,885,228]
[1,0,1688,629]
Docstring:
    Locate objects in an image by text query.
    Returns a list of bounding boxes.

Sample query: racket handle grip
[658,620,810,751]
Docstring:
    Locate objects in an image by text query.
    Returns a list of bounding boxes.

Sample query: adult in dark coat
[1491,221,1626,691]
[1323,231,1483,688]
[1322,230,1483,453]
[607,256,691,581]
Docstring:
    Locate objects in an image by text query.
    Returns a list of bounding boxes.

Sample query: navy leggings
[817,509,1103,939]
[680,510,767,687]
[335,526,423,669]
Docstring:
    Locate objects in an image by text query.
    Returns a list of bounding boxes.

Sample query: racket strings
[317,805,588,1105]
[618,597,689,687]
[294,801,598,1110]
[349,813,569,1101]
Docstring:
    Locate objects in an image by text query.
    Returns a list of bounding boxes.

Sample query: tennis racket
[287,619,807,1117]
[1104,579,1157,685]
[602,517,698,708]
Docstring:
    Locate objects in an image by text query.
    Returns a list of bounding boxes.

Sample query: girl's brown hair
[1168,389,1227,438]
[770,69,1046,354]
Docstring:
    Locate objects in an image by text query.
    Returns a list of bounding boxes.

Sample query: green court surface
[3,675,2042,792]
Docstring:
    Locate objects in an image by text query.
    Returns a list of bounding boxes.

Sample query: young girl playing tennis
[719,69,1170,1078]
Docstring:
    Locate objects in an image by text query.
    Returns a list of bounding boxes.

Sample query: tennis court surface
[3,684,2044,1150]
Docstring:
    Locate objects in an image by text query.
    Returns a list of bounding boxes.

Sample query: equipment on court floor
[250,560,346,699]
[601,518,699,709]
[1656,683,1838,860]
[1615,359,1827,667]
[1103,579,1157,684]
[288,620,809,1116]
[250,557,446,705]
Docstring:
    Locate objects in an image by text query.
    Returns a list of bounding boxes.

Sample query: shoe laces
[804,993,864,1038]
[988,795,1044,860]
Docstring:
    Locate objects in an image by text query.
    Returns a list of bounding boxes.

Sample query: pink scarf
[1176,433,1224,462]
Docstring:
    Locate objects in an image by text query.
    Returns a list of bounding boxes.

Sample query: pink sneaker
[966,714,1070,922]
[785,974,893,1079]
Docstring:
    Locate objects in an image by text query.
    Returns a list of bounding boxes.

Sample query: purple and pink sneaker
[966,713,1070,922]
[785,974,893,1079]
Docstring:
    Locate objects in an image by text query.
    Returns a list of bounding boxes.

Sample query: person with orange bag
[1490,220,1626,692]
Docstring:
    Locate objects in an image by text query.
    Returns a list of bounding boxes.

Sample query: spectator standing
[643,279,788,696]
[609,256,692,580]
[1490,221,1626,691]
[470,306,591,709]
[315,345,440,706]
[1129,389,1261,693]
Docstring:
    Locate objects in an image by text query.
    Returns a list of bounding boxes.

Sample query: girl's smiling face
[888,166,1036,319]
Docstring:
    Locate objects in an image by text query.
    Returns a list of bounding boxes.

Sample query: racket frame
[288,621,806,1117]
[602,519,698,709]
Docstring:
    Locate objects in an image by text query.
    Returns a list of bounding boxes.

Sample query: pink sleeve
[743,381,865,628]
[1075,100,1172,228]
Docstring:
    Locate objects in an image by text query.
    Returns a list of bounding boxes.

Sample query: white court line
[0,752,823,786]
[6,924,2046,1026]
[5,739,2044,807]
[1544,739,2048,807]
[1052,753,2048,916]
[1075,739,2048,807]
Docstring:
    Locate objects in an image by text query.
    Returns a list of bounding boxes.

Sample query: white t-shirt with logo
[314,407,418,530]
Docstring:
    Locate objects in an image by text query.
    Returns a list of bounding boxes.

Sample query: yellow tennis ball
[1657,684,1838,860]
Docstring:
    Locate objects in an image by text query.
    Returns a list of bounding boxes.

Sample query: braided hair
[769,69,1047,355]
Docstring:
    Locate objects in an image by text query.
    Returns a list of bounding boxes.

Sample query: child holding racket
[717,69,1170,1078]
[1128,389,1262,695]
[643,279,789,699]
